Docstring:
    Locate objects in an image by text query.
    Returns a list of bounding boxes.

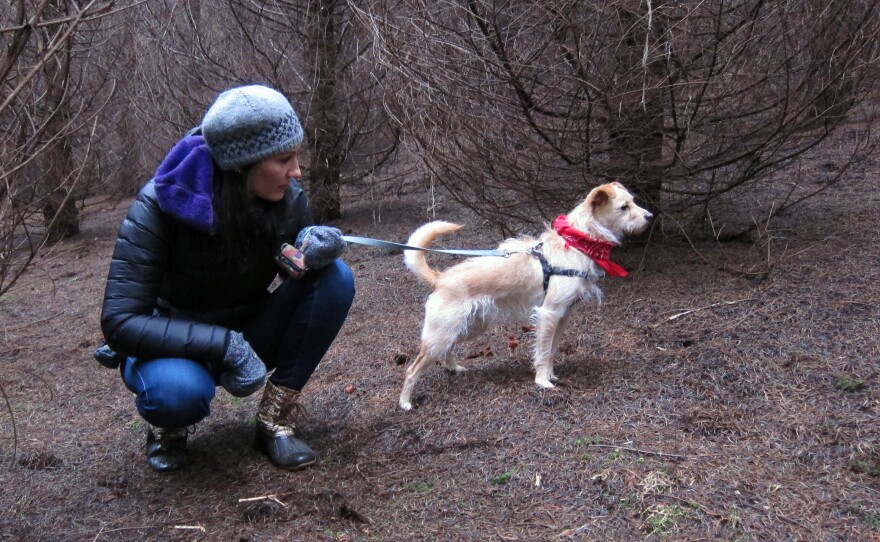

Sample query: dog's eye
[620,204,630,211]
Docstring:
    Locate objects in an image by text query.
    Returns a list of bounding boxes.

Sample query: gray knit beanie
[201,85,304,170]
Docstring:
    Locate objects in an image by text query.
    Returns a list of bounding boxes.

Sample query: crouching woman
[99,84,355,473]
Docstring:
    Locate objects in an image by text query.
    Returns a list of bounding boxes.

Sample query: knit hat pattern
[201,85,304,170]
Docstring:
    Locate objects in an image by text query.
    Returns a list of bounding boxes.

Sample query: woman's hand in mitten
[295,226,347,270]
[221,331,268,397]
[93,343,126,369]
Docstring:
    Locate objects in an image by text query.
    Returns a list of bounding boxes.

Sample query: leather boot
[145,426,190,472]
[255,380,316,470]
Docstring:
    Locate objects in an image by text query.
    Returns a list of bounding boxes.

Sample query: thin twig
[0,379,17,466]
[238,494,288,507]
[556,518,607,538]
[238,495,274,503]
[662,493,725,518]
[355,462,370,483]
[173,524,206,532]
[90,524,161,540]
[585,443,690,460]
[495,527,519,541]
[0,348,28,357]
[3,311,65,333]
[653,298,756,327]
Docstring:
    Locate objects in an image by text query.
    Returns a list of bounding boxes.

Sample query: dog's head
[569,182,652,241]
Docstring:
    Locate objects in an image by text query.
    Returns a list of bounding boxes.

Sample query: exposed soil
[1,151,878,541]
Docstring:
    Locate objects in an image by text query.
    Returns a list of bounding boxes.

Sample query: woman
[98,84,355,473]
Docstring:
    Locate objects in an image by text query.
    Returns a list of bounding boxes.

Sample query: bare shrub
[0,0,116,295]
[359,0,880,236]
[115,0,401,222]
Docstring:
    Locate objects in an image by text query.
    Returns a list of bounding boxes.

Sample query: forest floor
[0,146,878,541]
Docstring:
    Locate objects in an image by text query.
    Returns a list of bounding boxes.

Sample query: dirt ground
[1,149,878,541]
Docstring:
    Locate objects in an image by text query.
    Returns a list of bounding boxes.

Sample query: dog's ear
[588,185,613,211]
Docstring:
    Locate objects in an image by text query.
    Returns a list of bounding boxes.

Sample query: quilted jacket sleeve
[281,180,314,244]
[100,181,228,362]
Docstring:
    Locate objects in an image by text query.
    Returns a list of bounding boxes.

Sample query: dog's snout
[644,212,653,221]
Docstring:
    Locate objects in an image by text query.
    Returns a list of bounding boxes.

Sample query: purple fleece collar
[154,135,217,234]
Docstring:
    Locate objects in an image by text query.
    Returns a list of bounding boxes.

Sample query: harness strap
[528,244,597,291]
[342,235,512,257]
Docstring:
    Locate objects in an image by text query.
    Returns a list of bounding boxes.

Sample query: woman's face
[247,146,303,202]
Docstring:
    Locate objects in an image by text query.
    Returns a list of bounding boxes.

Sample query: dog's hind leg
[399,346,435,410]
[438,298,490,373]
[444,355,468,373]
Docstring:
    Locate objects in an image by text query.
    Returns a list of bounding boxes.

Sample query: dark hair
[214,168,281,266]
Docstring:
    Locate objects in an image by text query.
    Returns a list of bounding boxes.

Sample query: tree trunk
[40,0,80,242]
[43,188,80,243]
[306,0,343,223]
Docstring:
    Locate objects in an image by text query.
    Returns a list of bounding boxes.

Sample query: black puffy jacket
[100,179,311,363]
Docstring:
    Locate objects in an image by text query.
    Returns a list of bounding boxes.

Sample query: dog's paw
[399,398,414,411]
[535,378,556,389]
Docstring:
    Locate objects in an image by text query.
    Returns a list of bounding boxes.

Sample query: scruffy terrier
[399,182,652,410]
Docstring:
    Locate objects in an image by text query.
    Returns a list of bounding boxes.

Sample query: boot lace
[277,394,308,427]
[152,426,192,450]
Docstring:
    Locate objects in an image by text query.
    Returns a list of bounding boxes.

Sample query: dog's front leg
[532,304,566,388]
[547,309,574,382]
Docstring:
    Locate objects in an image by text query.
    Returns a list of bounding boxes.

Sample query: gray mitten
[221,331,268,397]
[295,225,346,270]
[93,343,126,369]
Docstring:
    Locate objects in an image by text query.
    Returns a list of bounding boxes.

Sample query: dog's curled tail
[404,221,464,289]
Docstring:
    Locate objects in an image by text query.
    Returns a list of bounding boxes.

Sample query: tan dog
[399,182,652,410]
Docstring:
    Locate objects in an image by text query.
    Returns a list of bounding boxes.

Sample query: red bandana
[552,215,628,277]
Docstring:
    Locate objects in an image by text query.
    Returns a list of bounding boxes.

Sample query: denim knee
[320,259,355,309]
[122,357,216,428]
[270,258,355,317]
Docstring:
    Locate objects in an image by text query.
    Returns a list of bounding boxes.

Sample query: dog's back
[403,221,463,289]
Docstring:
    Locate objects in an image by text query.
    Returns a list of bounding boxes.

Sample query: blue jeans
[121,260,355,428]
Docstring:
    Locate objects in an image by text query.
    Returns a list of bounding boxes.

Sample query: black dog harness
[527,244,599,291]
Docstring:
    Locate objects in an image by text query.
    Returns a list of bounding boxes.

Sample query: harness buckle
[526,243,543,256]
